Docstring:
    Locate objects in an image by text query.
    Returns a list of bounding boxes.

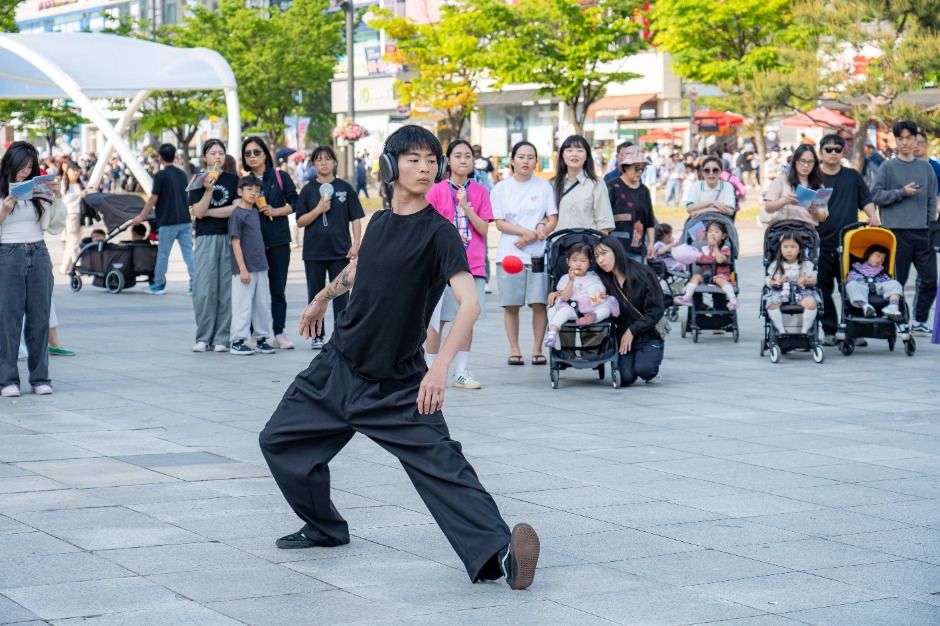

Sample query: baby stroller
[648,257,687,323]
[678,212,740,342]
[70,193,157,294]
[836,223,915,356]
[759,220,824,364]
[543,228,621,389]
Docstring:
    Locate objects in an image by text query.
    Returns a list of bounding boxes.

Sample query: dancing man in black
[259,126,540,590]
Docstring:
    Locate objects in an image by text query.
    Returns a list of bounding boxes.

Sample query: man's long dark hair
[594,234,660,314]
[0,142,44,220]
[787,144,824,190]
[552,135,597,208]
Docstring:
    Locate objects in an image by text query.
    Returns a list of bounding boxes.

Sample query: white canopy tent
[0,32,240,194]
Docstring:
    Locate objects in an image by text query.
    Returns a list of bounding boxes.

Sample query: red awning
[587,93,657,119]
[638,128,686,142]
[781,107,856,129]
[693,109,745,128]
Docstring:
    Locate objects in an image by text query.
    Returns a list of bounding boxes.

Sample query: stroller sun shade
[82,193,148,232]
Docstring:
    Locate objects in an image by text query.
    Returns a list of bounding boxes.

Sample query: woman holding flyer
[761,145,829,225]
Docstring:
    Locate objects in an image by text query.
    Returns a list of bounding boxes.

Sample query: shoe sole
[275,538,317,549]
[508,523,540,590]
[230,350,254,355]
[255,349,275,354]
[1,391,20,398]
[452,382,482,389]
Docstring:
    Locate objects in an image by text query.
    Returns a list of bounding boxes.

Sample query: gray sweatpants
[230,271,273,343]
[192,234,232,347]
[845,279,903,304]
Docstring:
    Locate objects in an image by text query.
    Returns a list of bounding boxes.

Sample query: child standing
[674,221,738,310]
[764,234,818,334]
[846,244,903,320]
[543,244,616,348]
[228,176,275,355]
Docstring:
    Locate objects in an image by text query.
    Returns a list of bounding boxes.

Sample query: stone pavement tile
[831,526,940,561]
[0,516,30,536]
[381,601,615,626]
[343,481,433,514]
[162,509,301,541]
[502,509,621,539]
[0,490,111,516]
[552,528,701,563]
[809,560,940,597]
[503,486,650,511]
[809,444,930,463]
[643,519,809,549]
[694,617,806,626]
[617,477,749,503]
[15,458,175,489]
[0,476,68,494]
[794,462,924,483]
[691,571,888,614]
[145,462,269,482]
[664,438,784,458]
[556,585,763,625]
[528,562,661,598]
[0,423,36,436]
[84,482,225,506]
[680,493,823,518]
[196,477,286,498]
[0,594,40,624]
[227,534,398,565]
[207,589,410,626]
[149,563,333,602]
[0,532,80,559]
[770,484,921,508]
[0,464,29,479]
[849,499,940,527]
[1,577,180,620]
[285,551,460,590]
[744,508,910,537]
[494,450,619,476]
[115,451,236,468]
[481,471,596,495]
[646,457,838,492]
[860,476,940,499]
[0,435,99,463]
[868,455,940,476]
[11,507,203,551]
[724,538,899,571]
[607,549,789,586]
[785,597,940,626]
[579,501,724,527]
[0,552,130,589]
[127,494,288,523]
[724,451,845,470]
[97,541,272,575]
[52,602,243,625]
[0,412,115,434]
[582,445,701,465]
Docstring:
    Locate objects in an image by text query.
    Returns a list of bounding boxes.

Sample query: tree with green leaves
[801,0,940,168]
[369,4,498,142]
[473,0,648,137]
[1,0,19,32]
[651,0,816,177]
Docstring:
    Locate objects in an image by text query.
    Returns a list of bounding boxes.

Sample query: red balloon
[502,255,524,274]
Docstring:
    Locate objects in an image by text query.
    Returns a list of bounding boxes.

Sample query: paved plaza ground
[2,232,940,625]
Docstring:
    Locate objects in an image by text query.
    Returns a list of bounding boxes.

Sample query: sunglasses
[702,167,721,174]
[244,149,265,158]
[822,146,842,154]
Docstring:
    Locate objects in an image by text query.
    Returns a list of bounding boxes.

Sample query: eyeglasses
[796,159,816,166]
[244,149,264,158]
[822,146,842,154]
[702,167,721,174]
[621,164,646,172]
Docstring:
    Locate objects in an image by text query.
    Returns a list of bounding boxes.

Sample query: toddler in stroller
[846,245,903,320]
[673,220,737,310]
[543,243,617,348]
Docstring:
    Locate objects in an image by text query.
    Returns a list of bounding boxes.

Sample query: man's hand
[346,242,359,260]
[417,363,447,415]
[619,329,634,355]
[904,183,921,197]
[299,297,329,338]
[239,269,250,285]
[131,215,145,226]
[867,213,881,227]
[647,245,655,260]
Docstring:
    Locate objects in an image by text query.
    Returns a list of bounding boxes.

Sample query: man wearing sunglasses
[815,134,880,344]
[871,121,938,336]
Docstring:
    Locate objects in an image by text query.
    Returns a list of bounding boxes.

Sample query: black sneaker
[822,335,837,347]
[311,337,324,351]
[911,322,931,336]
[276,530,319,549]
[230,341,254,356]
[500,523,540,590]
[255,338,275,354]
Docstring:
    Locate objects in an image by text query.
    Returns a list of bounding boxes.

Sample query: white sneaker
[882,303,902,320]
[275,334,295,350]
[32,384,53,395]
[453,371,482,390]
[213,344,229,353]
[192,341,209,352]
[1,384,21,398]
[644,375,663,385]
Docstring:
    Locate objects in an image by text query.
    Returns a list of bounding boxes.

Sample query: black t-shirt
[607,178,655,256]
[818,167,871,251]
[331,206,470,381]
[188,171,238,237]
[258,168,298,248]
[296,178,366,260]
[151,166,191,227]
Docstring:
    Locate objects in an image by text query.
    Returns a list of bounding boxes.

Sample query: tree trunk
[850,107,871,172]
[753,120,767,192]
[566,98,583,137]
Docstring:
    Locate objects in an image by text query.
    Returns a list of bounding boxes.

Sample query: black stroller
[543,229,621,389]
[648,257,687,323]
[678,212,740,342]
[70,193,157,294]
[759,220,825,363]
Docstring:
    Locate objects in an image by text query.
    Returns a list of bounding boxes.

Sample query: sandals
[507,355,524,366]
[531,355,547,365]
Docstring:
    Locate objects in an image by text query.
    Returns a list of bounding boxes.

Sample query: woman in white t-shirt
[684,156,737,219]
[59,162,86,275]
[492,141,558,366]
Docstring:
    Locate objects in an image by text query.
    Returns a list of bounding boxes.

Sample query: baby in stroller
[673,221,738,310]
[544,243,617,348]
[846,245,903,321]
[652,223,684,273]
[765,233,818,335]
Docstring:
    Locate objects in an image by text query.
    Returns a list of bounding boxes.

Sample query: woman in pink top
[425,140,494,390]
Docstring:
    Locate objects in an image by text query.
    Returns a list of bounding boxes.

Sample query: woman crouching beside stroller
[593,235,665,386]
[765,233,818,335]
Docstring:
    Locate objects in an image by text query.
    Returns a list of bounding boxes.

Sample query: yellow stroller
[837,223,915,356]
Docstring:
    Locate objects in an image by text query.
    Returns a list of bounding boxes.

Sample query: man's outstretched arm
[298,259,358,338]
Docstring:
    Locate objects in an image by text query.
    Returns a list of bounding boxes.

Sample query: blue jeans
[154,222,194,288]
[0,242,53,387]
[665,179,682,206]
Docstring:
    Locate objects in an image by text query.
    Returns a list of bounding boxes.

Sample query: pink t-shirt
[426,179,494,277]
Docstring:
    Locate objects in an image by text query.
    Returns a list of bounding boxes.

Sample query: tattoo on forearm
[322,263,355,301]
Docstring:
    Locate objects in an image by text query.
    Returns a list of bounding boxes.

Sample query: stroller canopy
[763,219,820,267]
[841,226,897,278]
[681,212,740,258]
[83,193,148,232]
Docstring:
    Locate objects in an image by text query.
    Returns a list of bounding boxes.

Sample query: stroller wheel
[667,307,678,323]
[732,328,740,343]
[611,369,621,389]
[70,274,82,292]
[692,329,699,343]
[812,346,825,364]
[888,337,896,351]
[904,339,916,357]
[839,339,855,356]
[550,369,559,390]
[597,363,605,380]
[769,345,781,364]
[105,270,125,294]
[759,339,765,357]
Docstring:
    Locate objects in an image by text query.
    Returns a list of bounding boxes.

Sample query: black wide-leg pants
[259,344,511,581]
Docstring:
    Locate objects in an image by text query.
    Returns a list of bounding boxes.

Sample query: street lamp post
[343,0,355,185]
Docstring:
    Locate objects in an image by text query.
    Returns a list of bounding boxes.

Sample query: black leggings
[616,333,664,386]
[893,229,937,324]
[304,258,350,340]
[266,244,291,335]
